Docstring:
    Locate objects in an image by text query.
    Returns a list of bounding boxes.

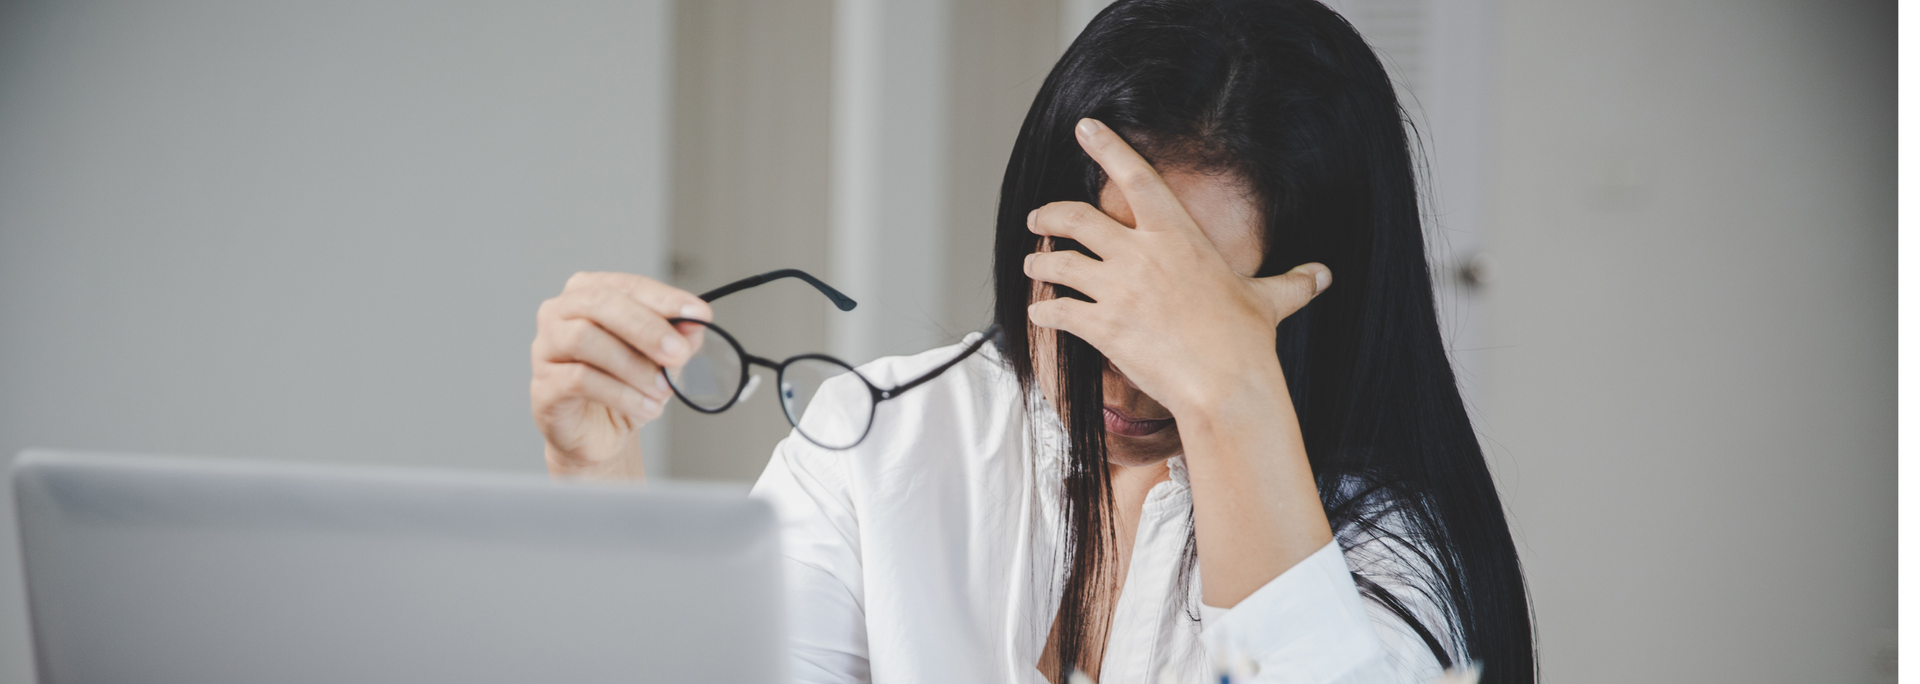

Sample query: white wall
[828,0,955,363]
[941,0,1067,337]
[1479,0,1895,681]
[0,1,674,681]
[665,0,836,481]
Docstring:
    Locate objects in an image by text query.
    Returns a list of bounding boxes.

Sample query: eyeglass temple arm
[696,269,858,311]
[882,324,1002,398]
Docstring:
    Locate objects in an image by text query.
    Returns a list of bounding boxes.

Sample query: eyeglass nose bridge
[741,353,784,371]
[733,354,781,404]
[735,374,764,403]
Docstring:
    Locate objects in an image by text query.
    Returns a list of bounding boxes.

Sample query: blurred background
[0,0,1893,682]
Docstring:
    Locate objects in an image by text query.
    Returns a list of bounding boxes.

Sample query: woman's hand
[1023,118,1330,421]
[1027,118,1337,607]
[530,272,711,480]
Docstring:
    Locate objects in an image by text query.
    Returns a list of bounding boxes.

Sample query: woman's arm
[1175,358,1330,607]
[1023,118,1334,608]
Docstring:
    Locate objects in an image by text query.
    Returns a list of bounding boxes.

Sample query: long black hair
[990,1,1535,681]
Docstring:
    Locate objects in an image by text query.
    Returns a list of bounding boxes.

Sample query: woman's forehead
[1098,168,1265,276]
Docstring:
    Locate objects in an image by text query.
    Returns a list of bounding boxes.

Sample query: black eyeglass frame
[664,268,1000,450]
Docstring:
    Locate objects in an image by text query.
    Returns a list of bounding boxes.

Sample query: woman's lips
[1103,406,1175,437]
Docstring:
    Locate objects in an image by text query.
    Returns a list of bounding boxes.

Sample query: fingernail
[679,303,703,320]
[1024,253,1036,271]
[1313,269,1332,294]
[639,396,662,416]
[660,333,685,358]
[655,372,671,393]
[1077,118,1098,138]
[1027,209,1037,230]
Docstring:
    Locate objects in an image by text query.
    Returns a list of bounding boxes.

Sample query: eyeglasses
[665,269,1000,450]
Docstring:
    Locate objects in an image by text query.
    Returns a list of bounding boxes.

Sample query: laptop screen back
[12,450,784,684]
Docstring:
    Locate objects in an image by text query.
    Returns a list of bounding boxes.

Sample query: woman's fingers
[1024,200,1126,298]
[532,360,662,426]
[1028,201,1125,251]
[540,287,698,369]
[1253,263,1333,321]
[536,318,672,403]
[673,320,709,356]
[570,271,712,323]
[1027,295,1104,339]
[557,271,711,366]
[1073,118,1192,231]
[1024,249,1107,297]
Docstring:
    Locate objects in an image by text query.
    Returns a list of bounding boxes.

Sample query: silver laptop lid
[12,450,784,684]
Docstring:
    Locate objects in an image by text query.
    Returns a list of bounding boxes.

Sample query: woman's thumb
[1258,263,1332,319]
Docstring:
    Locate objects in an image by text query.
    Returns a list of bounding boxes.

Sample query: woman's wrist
[544,439,647,482]
[1176,357,1331,606]
[1168,344,1294,430]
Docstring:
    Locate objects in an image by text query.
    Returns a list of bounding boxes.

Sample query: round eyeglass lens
[665,320,743,411]
[778,357,872,449]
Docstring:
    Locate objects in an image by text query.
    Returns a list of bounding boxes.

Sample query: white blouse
[749,334,1455,683]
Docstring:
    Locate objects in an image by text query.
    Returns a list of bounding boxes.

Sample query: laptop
[11,449,785,684]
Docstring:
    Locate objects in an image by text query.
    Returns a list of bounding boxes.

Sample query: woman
[530,0,1534,682]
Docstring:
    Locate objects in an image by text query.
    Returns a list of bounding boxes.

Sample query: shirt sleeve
[750,434,872,684]
[1198,540,1447,684]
